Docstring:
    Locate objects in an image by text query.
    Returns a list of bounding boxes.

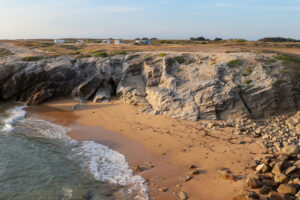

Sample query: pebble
[183,175,192,182]
[256,163,269,173]
[158,187,168,192]
[176,191,188,200]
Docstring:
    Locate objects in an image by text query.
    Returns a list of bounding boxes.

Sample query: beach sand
[28,98,265,200]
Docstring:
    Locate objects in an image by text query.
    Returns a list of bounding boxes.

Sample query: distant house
[54,39,65,44]
[144,40,152,45]
[101,40,110,44]
[135,40,142,45]
[115,39,124,44]
[76,40,84,45]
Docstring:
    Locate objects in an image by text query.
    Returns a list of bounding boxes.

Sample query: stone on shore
[277,184,298,195]
[281,145,299,156]
[246,175,262,189]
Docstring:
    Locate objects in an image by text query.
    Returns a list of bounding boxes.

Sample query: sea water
[0,103,148,200]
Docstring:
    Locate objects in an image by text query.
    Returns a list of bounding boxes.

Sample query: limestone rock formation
[1,52,300,121]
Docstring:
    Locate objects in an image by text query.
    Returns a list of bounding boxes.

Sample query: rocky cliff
[1,52,300,120]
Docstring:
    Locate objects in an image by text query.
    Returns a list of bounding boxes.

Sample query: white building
[114,39,124,44]
[101,40,110,44]
[76,40,85,45]
[54,39,65,44]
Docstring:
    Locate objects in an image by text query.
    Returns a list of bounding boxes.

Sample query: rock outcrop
[1,52,300,121]
[231,148,300,200]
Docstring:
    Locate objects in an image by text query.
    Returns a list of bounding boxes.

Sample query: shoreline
[28,98,265,200]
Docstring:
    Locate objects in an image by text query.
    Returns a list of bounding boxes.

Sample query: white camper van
[114,40,124,44]
[76,40,84,45]
[54,39,65,44]
[101,40,110,44]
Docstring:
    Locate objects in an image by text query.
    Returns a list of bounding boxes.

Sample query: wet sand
[28,98,265,200]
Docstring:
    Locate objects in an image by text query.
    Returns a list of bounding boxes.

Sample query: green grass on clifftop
[227,59,243,68]
[111,51,127,56]
[94,52,109,58]
[22,56,44,61]
[0,48,13,57]
[157,53,167,57]
[274,54,300,62]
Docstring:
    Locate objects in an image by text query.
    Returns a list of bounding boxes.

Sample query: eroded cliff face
[1,52,300,121]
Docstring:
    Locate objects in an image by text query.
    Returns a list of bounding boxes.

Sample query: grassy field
[1,39,300,58]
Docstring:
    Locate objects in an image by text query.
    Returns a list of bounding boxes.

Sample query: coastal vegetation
[157,53,167,57]
[0,48,13,57]
[259,37,300,42]
[94,52,109,58]
[22,56,44,61]
[227,59,243,68]
[274,54,300,62]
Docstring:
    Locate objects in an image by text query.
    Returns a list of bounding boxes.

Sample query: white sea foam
[2,106,27,132]
[77,141,149,199]
[17,116,149,200]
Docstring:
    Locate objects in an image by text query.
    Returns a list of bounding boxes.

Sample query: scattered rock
[189,169,201,176]
[256,163,269,173]
[262,179,278,188]
[277,184,298,195]
[183,175,192,182]
[258,185,272,195]
[274,173,288,184]
[188,165,197,169]
[145,162,154,169]
[133,165,140,172]
[230,191,260,200]
[281,145,299,156]
[246,175,262,189]
[285,166,296,175]
[272,162,283,175]
[268,192,283,200]
[217,174,236,181]
[176,191,188,200]
[217,168,232,174]
[158,187,168,192]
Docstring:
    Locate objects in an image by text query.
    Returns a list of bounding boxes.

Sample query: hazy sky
[0,0,299,40]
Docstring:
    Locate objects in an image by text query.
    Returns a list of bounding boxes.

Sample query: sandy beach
[27,98,266,200]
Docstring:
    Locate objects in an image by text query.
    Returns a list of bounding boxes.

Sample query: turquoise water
[0,103,147,200]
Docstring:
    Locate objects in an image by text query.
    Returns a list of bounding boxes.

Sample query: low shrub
[157,53,167,57]
[227,59,243,68]
[112,51,127,56]
[235,39,247,43]
[174,56,185,64]
[266,58,276,64]
[22,56,44,61]
[82,54,91,58]
[258,37,300,42]
[0,48,13,57]
[71,59,77,65]
[94,52,109,58]
[166,58,175,66]
[244,79,252,84]
[274,54,300,62]
[69,51,80,55]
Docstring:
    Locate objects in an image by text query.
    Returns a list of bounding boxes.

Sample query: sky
[0,0,299,40]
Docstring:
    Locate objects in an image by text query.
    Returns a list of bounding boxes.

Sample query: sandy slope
[29,98,265,200]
